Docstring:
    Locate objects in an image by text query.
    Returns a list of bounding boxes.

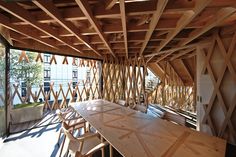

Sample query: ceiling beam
[0,13,57,49]
[147,0,211,63]
[0,1,84,54]
[139,0,168,56]
[159,0,211,51]
[170,47,195,60]
[179,59,194,82]
[146,39,210,63]
[75,0,116,58]
[145,43,199,58]
[0,25,13,45]
[33,0,102,57]
[119,0,128,58]
[10,1,194,24]
[13,40,101,60]
[179,7,236,46]
[106,0,117,10]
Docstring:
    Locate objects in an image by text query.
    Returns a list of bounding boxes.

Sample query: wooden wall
[197,31,236,145]
[102,57,147,107]
[148,61,195,112]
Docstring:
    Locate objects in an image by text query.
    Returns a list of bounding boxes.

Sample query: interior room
[0,0,236,157]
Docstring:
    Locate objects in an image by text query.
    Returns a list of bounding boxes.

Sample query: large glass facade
[0,41,6,136]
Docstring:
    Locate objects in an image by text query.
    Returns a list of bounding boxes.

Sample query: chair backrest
[163,112,186,126]
[134,104,147,113]
[56,110,66,122]
[117,100,126,106]
[62,122,77,141]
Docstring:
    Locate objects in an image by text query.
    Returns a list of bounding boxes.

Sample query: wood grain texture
[71,99,226,157]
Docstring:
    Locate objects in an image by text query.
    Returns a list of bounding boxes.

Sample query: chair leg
[59,135,66,157]
[57,129,63,145]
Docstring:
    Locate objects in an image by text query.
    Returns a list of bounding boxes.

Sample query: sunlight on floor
[0,123,62,157]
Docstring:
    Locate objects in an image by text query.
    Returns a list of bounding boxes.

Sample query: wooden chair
[117,99,126,106]
[56,106,87,157]
[62,122,108,157]
[163,112,186,126]
[133,104,148,113]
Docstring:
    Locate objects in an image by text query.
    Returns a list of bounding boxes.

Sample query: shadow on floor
[4,123,61,143]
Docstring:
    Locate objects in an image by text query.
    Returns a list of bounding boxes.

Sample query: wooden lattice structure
[197,31,236,145]
[148,61,195,112]
[11,52,102,110]
[102,57,147,106]
[1,0,236,146]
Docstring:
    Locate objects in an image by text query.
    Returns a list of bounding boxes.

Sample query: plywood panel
[197,31,236,145]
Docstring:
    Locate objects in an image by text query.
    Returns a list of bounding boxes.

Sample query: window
[72,82,78,98]
[21,82,26,97]
[44,82,50,100]
[44,54,51,63]
[72,82,77,89]
[86,70,91,83]
[44,69,51,80]
[72,70,78,78]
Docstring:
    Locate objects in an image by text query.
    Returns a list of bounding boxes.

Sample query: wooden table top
[70,99,226,157]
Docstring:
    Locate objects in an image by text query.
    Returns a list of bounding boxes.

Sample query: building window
[44,69,51,80]
[72,70,78,78]
[21,82,26,97]
[72,82,78,98]
[72,82,77,89]
[86,70,91,83]
[44,54,51,63]
[44,82,50,100]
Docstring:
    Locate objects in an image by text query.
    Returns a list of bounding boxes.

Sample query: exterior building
[11,50,99,105]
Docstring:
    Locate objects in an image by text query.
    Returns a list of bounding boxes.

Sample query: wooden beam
[13,40,101,60]
[220,21,236,35]
[0,1,84,54]
[179,7,236,46]
[179,59,194,82]
[119,0,128,58]
[147,62,170,82]
[0,25,13,45]
[33,0,102,57]
[170,47,195,60]
[12,0,200,25]
[168,61,184,85]
[75,0,116,58]
[106,0,117,10]
[146,39,211,63]
[0,13,58,49]
[139,0,168,56]
[148,0,211,62]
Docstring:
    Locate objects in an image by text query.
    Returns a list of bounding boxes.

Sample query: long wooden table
[70,99,226,157]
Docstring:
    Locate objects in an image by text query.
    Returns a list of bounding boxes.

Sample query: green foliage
[10,49,43,87]
[13,102,42,109]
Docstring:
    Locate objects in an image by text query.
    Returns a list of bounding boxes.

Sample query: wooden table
[70,99,226,157]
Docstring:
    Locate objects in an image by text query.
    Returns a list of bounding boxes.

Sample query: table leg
[109,144,113,157]
[101,137,105,157]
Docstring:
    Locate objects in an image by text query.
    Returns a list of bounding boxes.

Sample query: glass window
[0,41,6,136]
[44,54,51,63]
[72,70,78,78]
[44,69,51,80]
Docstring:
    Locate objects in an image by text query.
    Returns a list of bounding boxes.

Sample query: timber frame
[0,0,236,85]
[1,0,236,145]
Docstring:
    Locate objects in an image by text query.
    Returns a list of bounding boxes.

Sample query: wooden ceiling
[0,0,236,85]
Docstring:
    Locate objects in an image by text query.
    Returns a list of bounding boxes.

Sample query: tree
[10,49,43,103]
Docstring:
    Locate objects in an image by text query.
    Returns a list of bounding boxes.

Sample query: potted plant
[10,102,44,124]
